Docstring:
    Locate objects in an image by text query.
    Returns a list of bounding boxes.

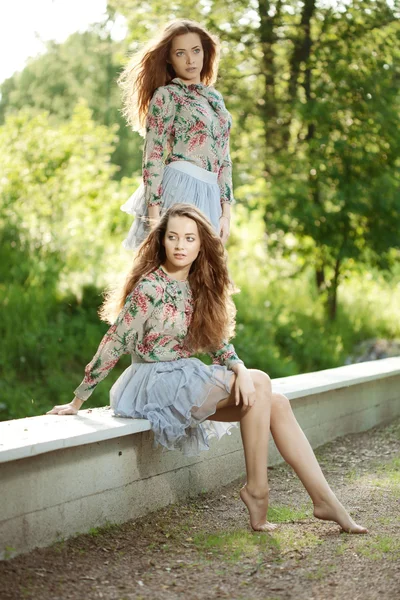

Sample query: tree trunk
[327,257,341,320]
[257,0,282,159]
[315,266,325,290]
[288,0,316,103]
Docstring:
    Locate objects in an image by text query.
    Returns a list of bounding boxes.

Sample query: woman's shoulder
[124,270,167,312]
[207,84,223,97]
[151,82,183,102]
[135,268,168,294]
[148,85,182,116]
[136,266,186,297]
[206,85,227,106]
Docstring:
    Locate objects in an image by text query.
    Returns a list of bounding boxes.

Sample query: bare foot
[314,497,368,534]
[240,485,278,532]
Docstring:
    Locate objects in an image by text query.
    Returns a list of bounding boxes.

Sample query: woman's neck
[160,262,190,282]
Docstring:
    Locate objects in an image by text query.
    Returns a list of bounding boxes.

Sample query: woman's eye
[186,237,194,242]
[194,48,201,54]
[168,235,176,240]
[176,52,184,57]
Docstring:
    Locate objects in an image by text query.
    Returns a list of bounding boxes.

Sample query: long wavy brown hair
[100,204,237,353]
[119,19,220,132]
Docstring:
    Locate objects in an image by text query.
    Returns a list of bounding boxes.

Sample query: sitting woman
[48,204,367,535]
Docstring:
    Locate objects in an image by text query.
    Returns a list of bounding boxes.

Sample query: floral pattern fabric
[142,78,234,207]
[74,267,243,401]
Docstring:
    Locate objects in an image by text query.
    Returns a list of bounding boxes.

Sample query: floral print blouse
[143,78,234,207]
[74,267,243,401]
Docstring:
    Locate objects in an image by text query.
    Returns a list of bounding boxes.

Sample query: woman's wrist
[221,203,231,219]
[72,397,84,409]
[148,205,161,220]
[231,362,246,375]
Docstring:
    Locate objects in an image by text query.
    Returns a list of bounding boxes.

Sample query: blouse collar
[170,77,227,116]
[158,265,189,285]
[156,266,192,301]
[171,77,206,91]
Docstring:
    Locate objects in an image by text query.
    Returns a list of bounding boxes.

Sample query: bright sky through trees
[0,0,110,83]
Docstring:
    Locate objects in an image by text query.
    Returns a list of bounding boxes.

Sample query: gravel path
[1,418,400,600]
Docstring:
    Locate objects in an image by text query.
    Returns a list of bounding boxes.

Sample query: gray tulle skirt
[121,161,221,250]
[110,357,237,456]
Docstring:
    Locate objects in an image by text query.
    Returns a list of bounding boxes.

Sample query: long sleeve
[208,341,243,370]
[142,87,176,207]
[217,141,234,204]
[74,281,158,401]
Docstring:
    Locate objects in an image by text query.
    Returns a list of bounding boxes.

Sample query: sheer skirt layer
[110,357,237,456]
[120,162,221,250]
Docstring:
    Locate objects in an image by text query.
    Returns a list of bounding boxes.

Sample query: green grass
[87,521,121,537]
[193,518,322,563]
[193,529,278,562]
[267,505,311,523]
[271,528,323,554]
[346,468,359,482]
[370,458,400,495]
[354,535,400,560]
[335,540,350,556]
[2,545,17,560]
[377,457,400,475]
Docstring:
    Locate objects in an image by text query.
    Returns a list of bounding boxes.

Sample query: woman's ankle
[242,483,269,499]
[312,489,339,509]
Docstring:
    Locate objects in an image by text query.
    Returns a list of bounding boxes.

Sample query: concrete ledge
[2,357,399,465]
[1,357,400,559]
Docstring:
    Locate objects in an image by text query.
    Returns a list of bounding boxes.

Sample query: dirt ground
[1,418,400,600]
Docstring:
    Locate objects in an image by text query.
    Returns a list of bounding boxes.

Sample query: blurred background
[1,0,399,421]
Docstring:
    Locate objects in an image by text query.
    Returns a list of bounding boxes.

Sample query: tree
[108,0,400,318]
[264,1,400,317]
[0,25,141,179]
[0,102,133,287]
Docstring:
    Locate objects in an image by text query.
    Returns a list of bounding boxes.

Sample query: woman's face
[163,215,201,271]
[169,32,204,84]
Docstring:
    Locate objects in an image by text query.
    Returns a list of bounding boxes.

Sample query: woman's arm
[209,343,256,407]
[219,203,231,244]
[142,87,175,209]
[217,140,234,206]
[47,280,159,415]
[218,139,234,243]
[208,340,243,370]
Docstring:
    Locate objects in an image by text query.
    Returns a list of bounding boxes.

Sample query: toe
[253,522,278,532]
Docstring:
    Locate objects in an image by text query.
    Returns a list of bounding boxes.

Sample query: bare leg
[269,393,367,534]
[210,370,277,532]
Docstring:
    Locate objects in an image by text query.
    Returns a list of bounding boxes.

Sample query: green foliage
[0,105,133,420]
[0,26,142,179]
[109,0,400,318]
[0,102,133,284]
[231,270,400,380]
[1,2,400,420]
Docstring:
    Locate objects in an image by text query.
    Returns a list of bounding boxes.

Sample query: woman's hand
[219,215,230,245]
[232,364,256,408]
[46,397,84,416]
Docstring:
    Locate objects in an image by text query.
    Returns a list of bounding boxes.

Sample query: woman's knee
[250,369,272,395]
[271,392,291,413]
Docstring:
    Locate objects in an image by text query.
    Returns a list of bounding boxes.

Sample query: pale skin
[148,32,231,245]
[48,216,367,534]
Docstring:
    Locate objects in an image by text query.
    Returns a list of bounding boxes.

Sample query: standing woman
[119,19,234,249]
[48,205,367,535]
